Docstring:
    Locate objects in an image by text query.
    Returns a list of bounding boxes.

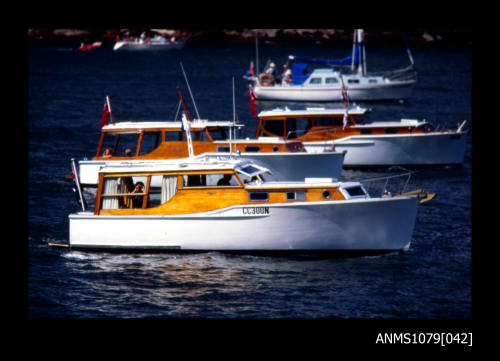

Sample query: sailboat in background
[244,29,417,102]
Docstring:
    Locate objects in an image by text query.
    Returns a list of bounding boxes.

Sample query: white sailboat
[245,30,417,102]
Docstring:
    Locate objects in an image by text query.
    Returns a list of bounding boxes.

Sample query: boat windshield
[235,163,270,183]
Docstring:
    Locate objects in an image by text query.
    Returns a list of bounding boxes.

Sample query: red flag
[249,61,255,76]
[249,86,257,117]
[100,96,111,128]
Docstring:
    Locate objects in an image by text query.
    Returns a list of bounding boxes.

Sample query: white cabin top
[102,119,243,131]
[351,119,427,128]
[257,106,369,118]
[97,157,270,176]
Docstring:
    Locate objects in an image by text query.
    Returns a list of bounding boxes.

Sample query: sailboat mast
[351,30,357,71]
[361,29,367,76]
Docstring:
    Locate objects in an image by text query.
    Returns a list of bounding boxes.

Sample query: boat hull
[78,151,345,186]
[253,80,415,102]
[69,197,418,252]
[113,41,184,51]
[304,132,467,166]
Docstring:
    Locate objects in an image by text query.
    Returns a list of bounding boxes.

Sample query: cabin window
[368,79,378,83]
[101,175,148,209]
[147,175,178,208]
[249,192,269,201]
[286,191,306,201]
[99,132,140,157]
[191,130,209,141]
[262,119,285,137]
[245,146,260,152]
[384,128,398,134]
[360,129,373,135]
[139,131,161,155]
[309,78,322,84]
[208,128,228,141]
[286,117,313,139]
[182,173,239,187]
[165,131,185,141]
[217,146,230,153]
[325,77,339,84]
[347,79,360,84]
[314,117,343,127]
[344,185,366,198]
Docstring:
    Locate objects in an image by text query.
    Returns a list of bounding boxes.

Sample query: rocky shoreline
[27,28,472,49]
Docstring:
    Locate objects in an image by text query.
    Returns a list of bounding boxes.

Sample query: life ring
[259,73,273,86]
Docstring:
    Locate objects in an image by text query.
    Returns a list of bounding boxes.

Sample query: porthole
[322,190,331,199]
[272,146,279,152]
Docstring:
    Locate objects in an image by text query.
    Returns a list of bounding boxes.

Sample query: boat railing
[434,119,468,133]
[357,171,414,198]
[368,65,418,82]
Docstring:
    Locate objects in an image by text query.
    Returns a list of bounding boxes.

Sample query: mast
[180,62,201,119]
[255,30,259,76]
[231,77,236,154]
[351,30,357,72]
[355,29,366,76]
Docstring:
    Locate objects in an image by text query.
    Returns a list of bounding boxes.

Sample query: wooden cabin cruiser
[255,107,468,167]
[78,118,345,186]
[245,30,417,102]
[69,158,419,253]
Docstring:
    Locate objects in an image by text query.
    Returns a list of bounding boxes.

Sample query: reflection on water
[57,250,419,318]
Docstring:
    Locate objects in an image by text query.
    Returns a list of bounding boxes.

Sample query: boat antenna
[180,62,201,120]
[231,77,236,154]
[173,99,182,121]
[176,86,194,158]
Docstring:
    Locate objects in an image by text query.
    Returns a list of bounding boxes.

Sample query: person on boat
[260,62,277,86]
[131,181,145,208]
[125,148,133,157]
[102,148,113,157]
[282,66,292,84]
[217,174,233,186]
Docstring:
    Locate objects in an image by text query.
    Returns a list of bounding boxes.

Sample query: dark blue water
[28,40,471,319]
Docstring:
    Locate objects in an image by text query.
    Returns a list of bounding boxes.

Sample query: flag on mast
[249,85,257,117]
[101,95,112,128]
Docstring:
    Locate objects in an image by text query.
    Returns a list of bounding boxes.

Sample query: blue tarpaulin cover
[290,43,361,84]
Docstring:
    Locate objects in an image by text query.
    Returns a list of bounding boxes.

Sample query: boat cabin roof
[97,157,271,177]
[351,119,426,128]
[102,120,244,132]
[257,106,369,118]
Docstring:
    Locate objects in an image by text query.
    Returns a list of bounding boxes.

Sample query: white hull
[113,41,184,51]
[78,151,345,186]
[69,196,418,251]
[304,132,467,166]
[253,80,415,102]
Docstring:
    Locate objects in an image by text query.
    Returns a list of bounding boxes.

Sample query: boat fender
[259,73,274,86]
